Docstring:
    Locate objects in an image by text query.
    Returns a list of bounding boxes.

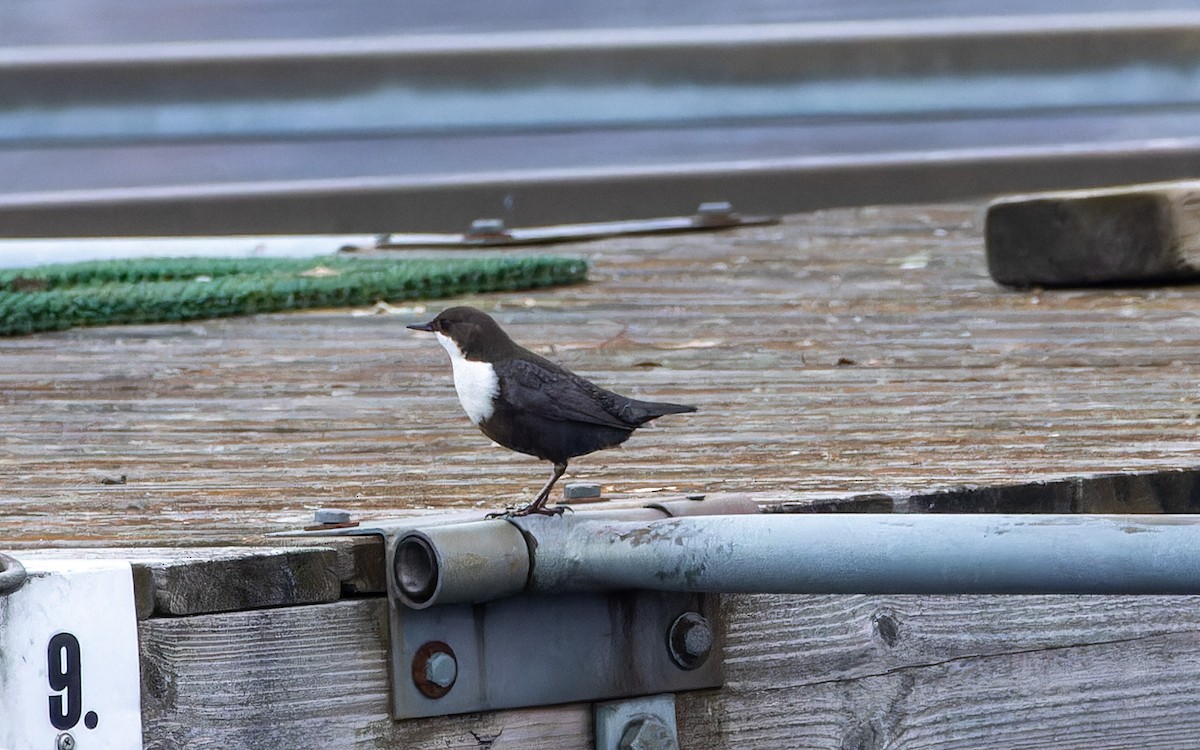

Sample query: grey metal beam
[6,2,1200,47]
[5,12,1200,235]
[395,514,1200,607]
[4,14,1200,144]
[2,134,1199,237]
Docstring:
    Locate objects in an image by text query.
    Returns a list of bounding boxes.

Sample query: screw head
[667,611,713,670]
[619,717,679,750]
[694,201,738,226]
[56,733,76,750]
[412,641,457,698]
[466,218,509,237]
[313,507,351,524]
[563,482,602,501]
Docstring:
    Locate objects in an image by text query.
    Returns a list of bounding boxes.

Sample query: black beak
[407,320,435,332]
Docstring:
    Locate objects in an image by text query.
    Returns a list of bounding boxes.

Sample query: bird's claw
[485,503,572,519]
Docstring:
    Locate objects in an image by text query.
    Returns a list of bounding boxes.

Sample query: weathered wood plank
[774,467,1200,514]
[986,180,1200,286]
[677,593,1200,749]
[139,591,1200,749]
[7,203,1200,546]
[139,598,591,750]
[15,546,342,615]
[150,547,339,616]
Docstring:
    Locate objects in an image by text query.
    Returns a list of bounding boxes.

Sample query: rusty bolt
[667,611,713,670]
[412,641,457,698]
[619,717,679,750]
[425,651,457,688]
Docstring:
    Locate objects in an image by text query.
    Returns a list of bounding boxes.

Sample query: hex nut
[563,482,602,500]
[411,641,458,698]
[313,507,352,524]
[619,717,679,750]
[424,651,458,688]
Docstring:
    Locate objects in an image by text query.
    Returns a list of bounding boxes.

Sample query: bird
[407,306,696,516]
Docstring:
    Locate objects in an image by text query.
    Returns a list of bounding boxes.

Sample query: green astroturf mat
[0,254,588,336]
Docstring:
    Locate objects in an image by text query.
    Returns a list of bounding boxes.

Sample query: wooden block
[985,180,1200,286]
[329,535,388,595]
[15,546,341,616]
[251,533,389,595]
[149,548,340,616]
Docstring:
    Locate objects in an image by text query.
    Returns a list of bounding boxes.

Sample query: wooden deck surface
[5,201,1200,547]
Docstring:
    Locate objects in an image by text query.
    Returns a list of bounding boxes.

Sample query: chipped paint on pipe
[512,513,1200,597]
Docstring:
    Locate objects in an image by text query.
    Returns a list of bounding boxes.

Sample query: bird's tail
[626,398,697,425]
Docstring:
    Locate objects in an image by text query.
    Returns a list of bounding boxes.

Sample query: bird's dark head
[407,306,515,360]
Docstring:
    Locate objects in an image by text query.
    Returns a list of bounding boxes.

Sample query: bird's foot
[485,503,573,519]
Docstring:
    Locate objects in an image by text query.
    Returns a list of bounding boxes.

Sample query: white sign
[0,558,143,750]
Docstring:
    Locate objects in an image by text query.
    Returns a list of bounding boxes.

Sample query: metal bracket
[392,589,721,719]
[366,201,777,249]
[284,498,748,719]
[379,511,722,719]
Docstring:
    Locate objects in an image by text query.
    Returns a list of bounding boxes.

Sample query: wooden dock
[5,200,1200,748]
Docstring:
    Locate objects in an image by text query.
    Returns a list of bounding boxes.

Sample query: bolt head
[424,651,458,688]
[412,641,458,698]
[467,218,508,235]
[56,733,76,750]
[694,201,738,227]
[619,717,679,750]
[313,507,351,524]
[696,201,734,216]
[668,611,713,670]
[563,482,602,500]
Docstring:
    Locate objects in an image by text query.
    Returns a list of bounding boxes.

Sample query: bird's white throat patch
[435,331,499,425]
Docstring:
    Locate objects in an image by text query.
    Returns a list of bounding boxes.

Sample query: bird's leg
[501,462,569,517]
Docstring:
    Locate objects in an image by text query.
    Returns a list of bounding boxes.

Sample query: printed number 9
[48,632,82,731]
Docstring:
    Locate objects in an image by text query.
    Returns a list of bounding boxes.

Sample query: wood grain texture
[139,592,1200,749]
[139,598,591,750]
[986,180,1200,286]
[677,593,1200,749]
[8,203,1200,546]
[16,545,343,615]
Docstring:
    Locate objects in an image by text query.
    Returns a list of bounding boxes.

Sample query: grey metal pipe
[391,520,529,609]
[518,514,1200,596]
[399,514,1200,607]
[390,494,759,608]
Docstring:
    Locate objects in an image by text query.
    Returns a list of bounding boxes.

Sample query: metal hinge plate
[284,503,739,720]
[391,589,721,719]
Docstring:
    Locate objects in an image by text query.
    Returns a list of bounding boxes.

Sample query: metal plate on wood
[389,590,722,719]
[0,558,143,750]
[371,203,777,249]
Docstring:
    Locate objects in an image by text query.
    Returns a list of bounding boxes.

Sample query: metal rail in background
[392,513,1200,608]
[3,12,1200,235]
[5,13,1200,143]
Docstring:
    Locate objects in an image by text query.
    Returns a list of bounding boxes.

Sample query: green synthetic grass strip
[0,255,588,336]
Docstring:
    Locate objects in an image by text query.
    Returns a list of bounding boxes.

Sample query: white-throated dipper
[407,306,696,516]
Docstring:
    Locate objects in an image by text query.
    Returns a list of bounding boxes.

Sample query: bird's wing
[498,357,638,430]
